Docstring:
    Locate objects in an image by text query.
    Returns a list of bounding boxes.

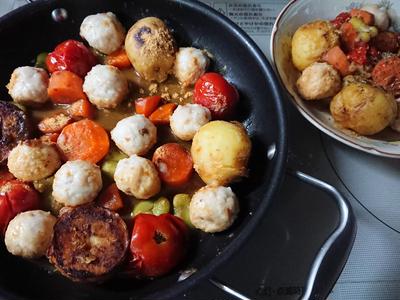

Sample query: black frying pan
[0,1,355,299]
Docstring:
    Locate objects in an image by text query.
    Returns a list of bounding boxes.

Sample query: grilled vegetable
[47,205,129,282]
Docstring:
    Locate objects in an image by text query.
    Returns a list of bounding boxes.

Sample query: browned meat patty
[0,101,31,164]
[47,205,129,282]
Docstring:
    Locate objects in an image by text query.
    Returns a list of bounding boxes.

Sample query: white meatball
[8,140,61,181]
[174,47,209,86]
[114,155,160,199]
[111,115,157,156]
[296,62,342,100]
[6,66,49,106]
[189,186,239,233]
[170,104,211,141]
[80,12,126,55]
[5,210,56,258]
[83,64,128,109]
[52,160,102,206]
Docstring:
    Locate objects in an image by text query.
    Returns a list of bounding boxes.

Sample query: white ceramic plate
[270,0,400,158]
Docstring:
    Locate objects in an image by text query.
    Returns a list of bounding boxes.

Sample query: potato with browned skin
[330,83,397,135]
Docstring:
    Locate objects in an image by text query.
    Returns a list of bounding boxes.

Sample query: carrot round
[57,119,109,163]
[105,48,132,69]
[48,70,87,104]
[135,96,162,117]
[149,103,177,125]
[152,143,193,187]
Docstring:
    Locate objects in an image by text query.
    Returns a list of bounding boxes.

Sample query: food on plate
[191,121,251,186]
[152,143,193,187]
[0,101,31,164]
[125,17,176,82]
[5,210,56,258]
[170,104,211,141]
[114,155,161,199]
[330,83,397,135]
[80,12,126,55]
[7,66,49,105]
[291,5,400,137]
[0,179,40,234]
[0,12,253,282]
[296,62,342,100]
[291,20,339,71]
[52,160,102,206]
[372,56,400,97]
[174,47,210,87]
[7,140,61,181]
[189,185,239,233]
[57,119,110,163]
[111,115,157,156]
[129,213,188,277]
[47,205,129,282]
[46,40,97,78]
[194,72,239,119]
[83,64,129,109]
[361,4,390,30]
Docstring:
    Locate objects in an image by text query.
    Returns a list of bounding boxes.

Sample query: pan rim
[0,0,288,299]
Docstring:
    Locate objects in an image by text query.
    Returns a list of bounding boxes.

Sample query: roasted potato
[292,20,339,71]
[330,83,397,135]
[125,17,176,82]
[191,121,251,186]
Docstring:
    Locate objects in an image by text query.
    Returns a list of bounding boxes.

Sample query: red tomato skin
[46,40,97,78]
[194,72,239,119]
[0,180,40,234]
[129,213,188,277]
[0,195,13,234]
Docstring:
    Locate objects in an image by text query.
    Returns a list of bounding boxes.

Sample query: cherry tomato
[0,180,40,233]
[194,72,239,119]
[46,40,97,78]
[129,213,188,277]
[331,12,351,29]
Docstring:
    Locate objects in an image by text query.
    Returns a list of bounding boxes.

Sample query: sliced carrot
[48,70,87,104]
[68,99,94,119]
[323,46,350,76]
[105,48,132,69]
[340,22,358,51]
[350,9,374,25]
[97,183,124,211]
[152,143,193,187]
[135,96,162,117]
[57,119,109,163]
[149,103,177,125]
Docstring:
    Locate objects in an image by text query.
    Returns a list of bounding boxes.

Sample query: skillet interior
[0,0,287,299]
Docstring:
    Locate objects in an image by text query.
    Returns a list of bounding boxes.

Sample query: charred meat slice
[0,101,31,164]
[47,205,129,282]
